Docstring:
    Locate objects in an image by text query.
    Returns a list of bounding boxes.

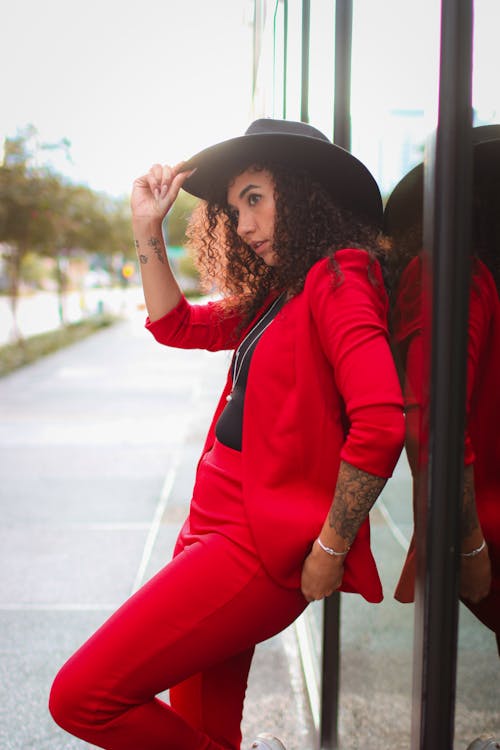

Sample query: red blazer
[147,249,405,601]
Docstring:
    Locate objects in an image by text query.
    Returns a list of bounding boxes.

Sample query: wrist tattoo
[134,239,149,264]
[329,462,386,543]
[148,236,166,264]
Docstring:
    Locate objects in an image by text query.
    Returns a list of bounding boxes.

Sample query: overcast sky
[2,0,254,196]
[2,0,499,198]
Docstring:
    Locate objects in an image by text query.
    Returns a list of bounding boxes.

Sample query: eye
[248,193,261,207]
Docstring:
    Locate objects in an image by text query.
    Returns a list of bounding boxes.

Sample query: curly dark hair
[185,160,387,327]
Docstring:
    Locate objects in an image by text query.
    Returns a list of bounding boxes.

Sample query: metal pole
[252,0,263,99]
[411,1,474,748]
[283,0,288,119]
[300,0,310,122]
[320,5,353,750]
[273,0,288,119]
[333,0,353,149]
[320,593,340,750]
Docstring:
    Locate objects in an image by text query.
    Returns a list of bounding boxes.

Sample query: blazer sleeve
[308,250,405,477]
[145,295,242,352]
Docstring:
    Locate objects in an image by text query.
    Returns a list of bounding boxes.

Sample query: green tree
[20,251,49,289]
[0,125,133,333]
[0,127,56,337]
[38,178,96,323]
[38,181,133,322]
[98,193,133,270]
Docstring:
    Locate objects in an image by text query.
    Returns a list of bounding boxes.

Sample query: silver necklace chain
[226,292,285,402]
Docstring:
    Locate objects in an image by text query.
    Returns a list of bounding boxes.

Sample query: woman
[384,124,499,649]
[49,118,405,750]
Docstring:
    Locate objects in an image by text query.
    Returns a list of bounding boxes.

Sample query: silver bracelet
[460,539,486,558]
[316,537,350,557]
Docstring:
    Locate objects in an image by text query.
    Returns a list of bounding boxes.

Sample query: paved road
[0,307,498,749]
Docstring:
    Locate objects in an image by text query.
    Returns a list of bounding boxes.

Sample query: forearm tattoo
[133,239,147,264]
[461,464,479,538]
[134,237,167,264]
[329,461,387,544]
[148,236,166,264]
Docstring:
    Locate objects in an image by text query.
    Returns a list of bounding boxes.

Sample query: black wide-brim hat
[182,118,383,226]
[384,124,500,236]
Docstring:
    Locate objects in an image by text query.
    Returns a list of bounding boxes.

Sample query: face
[226,167,278,266]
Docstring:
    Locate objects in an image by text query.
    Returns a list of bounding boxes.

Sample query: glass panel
[350,0,440,195]
[454,2,500,742]
[387,3,500,745]
[473,0,500,125]
[252,0,302,120]
[281,0,303,121]
[334,3,438,746]
[251,1,500,745]
[307,0,335,136]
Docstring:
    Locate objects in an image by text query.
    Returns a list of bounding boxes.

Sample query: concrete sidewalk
[0,309,314,750]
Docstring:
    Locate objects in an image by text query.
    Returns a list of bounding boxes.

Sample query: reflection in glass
[384,124,500,742]
[386,125,500,747]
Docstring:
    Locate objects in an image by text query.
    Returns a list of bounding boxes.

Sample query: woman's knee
[49,659,98,735]
[49,662,78,732]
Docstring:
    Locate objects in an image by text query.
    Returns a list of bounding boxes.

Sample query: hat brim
[181,132,383,226]
[384,124,500,235]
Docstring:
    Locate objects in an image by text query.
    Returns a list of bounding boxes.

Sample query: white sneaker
[467,736,500,750]
[250,733,287,750]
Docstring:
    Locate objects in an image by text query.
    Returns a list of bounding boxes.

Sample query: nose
[236,208,255,239]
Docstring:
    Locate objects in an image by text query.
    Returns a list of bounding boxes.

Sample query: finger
[158,166,174,201]
[172,160,189,175]
[303,589,324,603]
[171,168,195,193]
[171,161,197,185]
[132,173,151,189]
[300,584,313,603]
[461,586,489,603]
[150,163,164,179]
[162,169,193,204]
[161,164,174,184]
[146,164,165,199]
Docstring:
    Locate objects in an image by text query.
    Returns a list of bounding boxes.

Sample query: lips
[251,240,268,254]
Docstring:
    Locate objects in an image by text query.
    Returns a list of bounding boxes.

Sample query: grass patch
[0,314,118,378]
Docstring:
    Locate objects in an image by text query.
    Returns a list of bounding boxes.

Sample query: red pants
[49,441,307,750]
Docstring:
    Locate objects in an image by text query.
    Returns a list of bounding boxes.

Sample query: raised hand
[131,162,194,222]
